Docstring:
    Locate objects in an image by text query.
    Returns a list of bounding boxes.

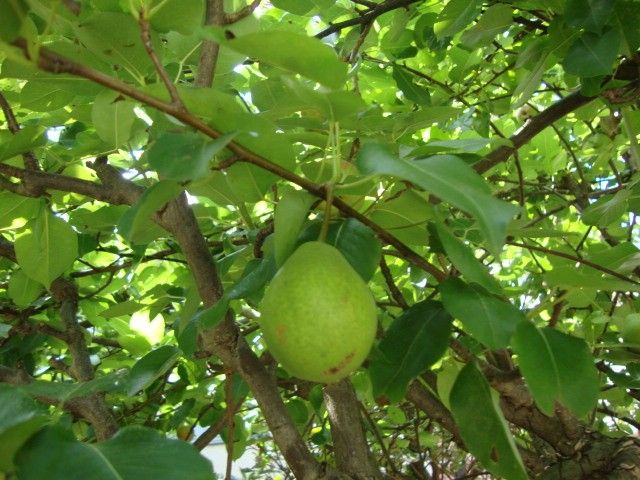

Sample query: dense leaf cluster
[1,0,640,479]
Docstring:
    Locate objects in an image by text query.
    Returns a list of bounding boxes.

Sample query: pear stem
[318,183,334,242]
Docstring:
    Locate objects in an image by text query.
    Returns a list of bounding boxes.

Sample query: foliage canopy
[1,0,640,479]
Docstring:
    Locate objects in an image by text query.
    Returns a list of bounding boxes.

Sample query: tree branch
[196,0,224,87]
[323,379,382,479]
[315,0,422,38]
[0,91,40,170]
[474,91,594,174]
[223,0,261,24]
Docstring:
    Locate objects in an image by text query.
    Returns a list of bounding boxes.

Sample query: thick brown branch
[196,0,224,87]
[323,379,382,479]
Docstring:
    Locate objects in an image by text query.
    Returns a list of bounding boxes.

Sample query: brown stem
[196,0,224,87]
[0,91,39,170]
[138,9,185,110]
[223,0,261,24]
[315,0,422,39]
[323,380,382,479]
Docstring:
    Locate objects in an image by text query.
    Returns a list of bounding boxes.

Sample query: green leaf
[439,278,524,349]
[127,346,181,395]
[0,192,41,230]
[582,190,630,226]
[91,90,136,148]
[328,219,382,282]
[460,4,513,48]
[564,0,615,32]
[563,28,621,78]
[434,223,502,295]
[392,66,430,106]
[0,384,48,472]
[117,181,182,245]
[7,269,42,307]
[449,362,528,480]
[196,299,229,330]
[149,0,204,35]
[16,425,215,480]
[14,211,78,287]
[20,81,75,112]
[511,322,600,417]
[147,131,236,182]
[73,12,154,80]
[434,0,482,38]
[274,189,314,268]
[0,125,46,162]
[369,301,452,402]
[221,31,348,89]
[227,254,277,301]
[20,371,129,402]
[369,190,433,246]
[0,0,26,42]
[355,144,518,255]
[271,0,314,15]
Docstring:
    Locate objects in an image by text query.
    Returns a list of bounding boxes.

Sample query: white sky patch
[46,126,63,142]
[134,106,153,125]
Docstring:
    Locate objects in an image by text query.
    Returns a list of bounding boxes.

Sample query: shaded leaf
[16,425,215,480]
[127,346,181,395]
[118,181,182,244]
[511,322,600,417]
[563,28,621,77]
[450,362,528,480]
[91,90,136,148]
[274,189,314,268]
[439,278,524,349]
[434,223,502,295]
[370,301,452,402]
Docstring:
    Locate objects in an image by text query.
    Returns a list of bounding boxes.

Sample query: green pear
[259,241,377,383]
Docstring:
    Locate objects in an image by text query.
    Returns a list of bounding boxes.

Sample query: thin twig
[510,241,640,286]
[223,0,261,24]
[138,9,185,111]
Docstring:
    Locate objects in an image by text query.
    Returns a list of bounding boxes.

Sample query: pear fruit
[259,241,377,383]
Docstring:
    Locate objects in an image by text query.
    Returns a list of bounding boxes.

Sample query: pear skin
[259,241,377,383]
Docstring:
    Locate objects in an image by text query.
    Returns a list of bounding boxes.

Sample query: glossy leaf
[14,211,78,287]
[450,362,528,480]
[328,218,382,282]
[434,223,502,295]
[511,322,599,417]
[370,301,452,402]
[274,189,314,268]
[127,346,181,395]
[356,144,518,255]
[16,426,215,480]
[439,278,524,349]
